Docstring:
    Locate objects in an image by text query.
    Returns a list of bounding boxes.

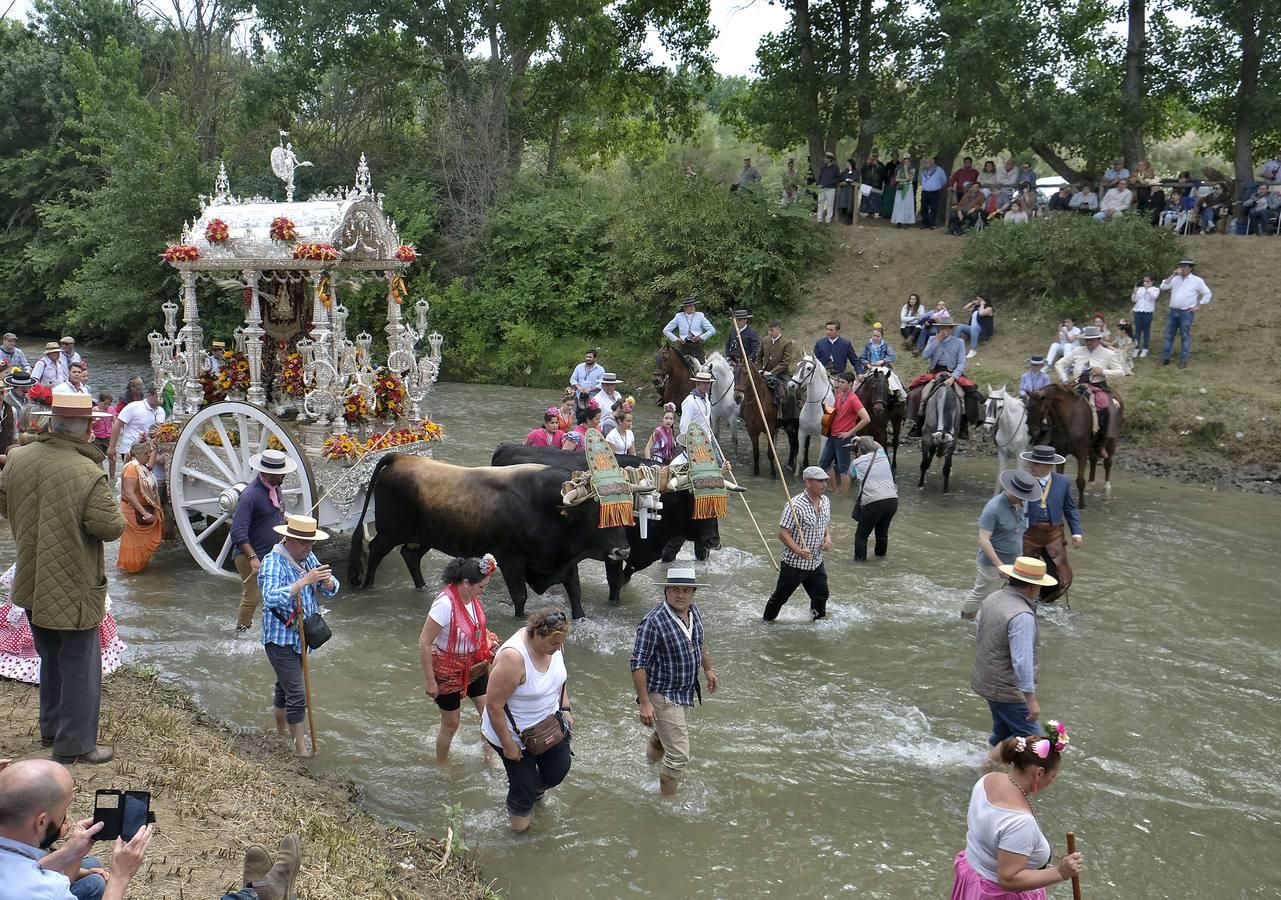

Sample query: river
[8,348,1280,898]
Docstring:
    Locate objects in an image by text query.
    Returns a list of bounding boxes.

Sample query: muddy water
[9,348,1280,899]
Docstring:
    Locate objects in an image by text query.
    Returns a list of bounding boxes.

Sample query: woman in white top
[605,408,635,455]
[482,606,573,832]
[419,555,498,764]
[1044,317,1081,366]
[899,293,925,345]
[951,721,1084,899]
[848,437,899,561]
[1130,274,1159,358]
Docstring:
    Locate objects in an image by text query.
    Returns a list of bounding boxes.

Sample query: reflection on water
[9,348,1281,899]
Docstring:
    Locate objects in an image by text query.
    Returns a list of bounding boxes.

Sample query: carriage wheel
[167,401,316,577]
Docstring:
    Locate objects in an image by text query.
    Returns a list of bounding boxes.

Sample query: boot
[242,844,272,886]
[288,721,313,758]
[249,834,301,900]
[53,746,113,765]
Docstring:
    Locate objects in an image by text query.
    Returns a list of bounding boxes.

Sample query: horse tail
[347,452,396,588]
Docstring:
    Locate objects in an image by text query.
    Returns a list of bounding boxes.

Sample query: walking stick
[296,594,318,755]
[702,423,778,571]
[1066,832,1081,900]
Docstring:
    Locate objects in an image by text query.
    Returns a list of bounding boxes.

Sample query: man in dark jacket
[230,449,294,632]
[0,393,125,764]
[813,320,861,376]
[859,150,887,216]
[724,309,761,371]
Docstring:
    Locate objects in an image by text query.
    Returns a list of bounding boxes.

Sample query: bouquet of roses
[372,367,407,419]
[343,389,372,424]
[270,217,296,241]
[322,433,361,460]
[205,219,230,243]
[163,244,201,262]
[281,352,307,397]
[293,242,340,261]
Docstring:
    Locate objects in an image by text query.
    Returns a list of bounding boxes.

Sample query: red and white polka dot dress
[0,565,127,684]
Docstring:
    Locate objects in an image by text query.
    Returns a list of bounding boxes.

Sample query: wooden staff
[699,413,778,571]
[296,594,318,755]
[1066,832,1081,900]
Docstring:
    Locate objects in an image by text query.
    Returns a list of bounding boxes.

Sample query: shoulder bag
[505,684,571,755]
[270,605,332,650]
[820,394,837,437]
[850,451,877,522]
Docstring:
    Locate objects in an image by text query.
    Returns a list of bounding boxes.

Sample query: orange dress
[117,459,164,573]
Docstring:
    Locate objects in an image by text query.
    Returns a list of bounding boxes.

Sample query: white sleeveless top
[481,630,567,749]
[964,775,1051,881]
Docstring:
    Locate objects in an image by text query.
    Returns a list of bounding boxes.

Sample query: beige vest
[971,587,1038,703]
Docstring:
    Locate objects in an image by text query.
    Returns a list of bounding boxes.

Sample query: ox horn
[561,474,594,507]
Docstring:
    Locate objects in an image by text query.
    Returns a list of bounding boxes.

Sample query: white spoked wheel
[168,401,315,577]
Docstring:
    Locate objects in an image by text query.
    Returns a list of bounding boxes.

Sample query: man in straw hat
[630,566,719,795]
[763,466,833,622]
[1158,257,1211,369]
[30,342,67,388]
[972,555,1057,761]
[230,448,298,633]
[0,393,124,764]
[258,513,338,757]
[960,470,1043,620]
[1019,445,1082,604]
[663,297,717,364]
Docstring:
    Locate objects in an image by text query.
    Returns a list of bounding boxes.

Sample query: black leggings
[853,497,898,560]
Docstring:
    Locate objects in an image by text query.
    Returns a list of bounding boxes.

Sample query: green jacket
[0,431,126,630]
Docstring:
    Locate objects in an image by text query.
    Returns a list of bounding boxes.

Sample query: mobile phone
[121,791,151,841]
[92,789,153,842]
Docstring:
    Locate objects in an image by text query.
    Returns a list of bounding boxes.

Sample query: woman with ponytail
[951,719,1084,898]
[418,555,500,764]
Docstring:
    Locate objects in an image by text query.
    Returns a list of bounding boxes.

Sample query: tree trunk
[1122,0,1147,165]
[852,0,874,161]
[790,0,826,174]
[985,84,1086,183]
[1232,0,1262,184]
[546,114,561,176]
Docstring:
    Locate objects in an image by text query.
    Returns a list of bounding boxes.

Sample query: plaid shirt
[259,546,339,652]
[779,491,830,570]
[630,602,705,707]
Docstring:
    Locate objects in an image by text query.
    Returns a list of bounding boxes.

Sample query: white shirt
[1053,325,1081,349]
[428,590,481,653]
[1131,285,1159,314]
[996,166,1020,189]
[964,775,1051,882]
[53,381,91,395]
[1100,187,1133,213]
[29,354,68,387]
[679,389,712,440]
[0,835,76,899]
[116,399,166,456]
[1160,273,1211,310]
[663,311,716,342]
[1056,344,1126,384]
[605,428,634,455]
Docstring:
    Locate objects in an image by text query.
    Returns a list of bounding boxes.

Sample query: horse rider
[813,320,861,377]
[1054,325,1124,458]
[1018,445,1082,604]
[569,348,605,424]
[757,319,796,413]
[664,297,717,364]
[906,314,969,436]
[858,326,908,403]
[724,309,761,373]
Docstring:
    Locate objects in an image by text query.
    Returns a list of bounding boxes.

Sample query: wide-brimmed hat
[32,393,112,419]
[4,370,35,388]
[999,469,1043,502]
[1177,258,1196,267]
[600,372,623,384]
[999,555,1058,587]
[732,308,752,319]
[43,341,59,352]
[690,370,714,383]
[1027,356,1046,366]
[1079,326,1104,340]
[933,314,956,328]
[273,513,329,542]
[678,297,697,309]
[249,448,299,475]
[802,465,829,480]
[1020,444,1067,466]
[659,566,706,588]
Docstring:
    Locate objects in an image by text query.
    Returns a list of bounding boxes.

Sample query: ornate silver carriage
[155,144,442,576]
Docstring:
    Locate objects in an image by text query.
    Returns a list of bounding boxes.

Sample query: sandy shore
[0,666,496,900]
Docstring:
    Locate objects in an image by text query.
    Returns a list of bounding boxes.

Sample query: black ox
[348,453,630,619]
[490,443,721,604]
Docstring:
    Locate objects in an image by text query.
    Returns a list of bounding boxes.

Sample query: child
[1019,356,1051,399]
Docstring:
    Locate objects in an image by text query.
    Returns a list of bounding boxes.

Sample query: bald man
[0,758,152,900]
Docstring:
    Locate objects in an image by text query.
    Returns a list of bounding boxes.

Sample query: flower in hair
[1045,719,1070,751]
[663,402,676,413]
[1013,736,1027,753]
[546,406,560,417]
[480,553,498,576]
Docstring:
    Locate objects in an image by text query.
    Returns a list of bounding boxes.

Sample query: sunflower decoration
[343,388,372,424]
[202,427,240,448]
[266,435,285,452]
[281,352,307,397]
[372,367,407,420]
[162,243,201,262]
[321,433,361,461]
[205,218,230,243]
[152,422,181,443]
[269,217,296,242]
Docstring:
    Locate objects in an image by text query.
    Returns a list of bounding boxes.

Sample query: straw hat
[999,556,1058,587]
[933,314,956,328]
[273,513,329,542]
[43,342,59,352]
[600,372,623,384]
[690,370,714,383]
[249,448,299,475]
[1079,326,1104,340]
[32,393,112,419]
[1027,356,1046,366]
[659,566,706,588]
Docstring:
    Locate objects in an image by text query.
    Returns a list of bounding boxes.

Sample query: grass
[0,666,498,900]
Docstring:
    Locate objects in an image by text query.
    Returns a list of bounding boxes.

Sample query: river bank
[0,666,495,900]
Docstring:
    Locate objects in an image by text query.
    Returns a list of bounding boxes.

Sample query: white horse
[788,354,835,475]
[984,384,1029,492]
[705,352,741,449]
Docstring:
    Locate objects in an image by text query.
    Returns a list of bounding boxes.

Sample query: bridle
[985,392,1027,450]
[859,370,888,415]
[790,359,829,408]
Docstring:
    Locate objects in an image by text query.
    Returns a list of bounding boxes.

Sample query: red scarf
[432,583,493,694]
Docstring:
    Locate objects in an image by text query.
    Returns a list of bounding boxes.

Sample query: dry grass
[0,667,497,900]
[798,219,1280,473]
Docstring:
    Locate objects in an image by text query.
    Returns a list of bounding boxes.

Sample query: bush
[948,212,1182,318]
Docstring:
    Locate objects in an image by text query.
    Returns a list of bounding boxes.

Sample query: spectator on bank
[859,149,886,217]
[890,153,918,227]
[737,157,761,191]
[1069,183,1099,213]
[1159,189,1193,230]
[782,158,800,206]
[1045,317,1081,367]
[227,834,302,900]
[816,151,840,224]
[1131,274,1159,358]
[1101,158,1129,190]
[900,294,925,345]
[1258,150,1281,184]
[848,436,898,562]
[1016,161,1037,191]
[1243,183,1280,234]
[948,157,979,202]
[995,158,1020,205]
[1196,182,1231,233]
[950,182,986,234]
[1094,178,1133,221]
[918,156,948,229]
[978,160,999,194]
[962,294,996,352]
[1003,200,1030,224]
[1047,184,1073,213]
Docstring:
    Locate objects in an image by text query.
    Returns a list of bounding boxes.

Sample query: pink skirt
[950,851,1047,900]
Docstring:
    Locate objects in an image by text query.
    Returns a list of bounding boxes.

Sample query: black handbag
[850,450,875,521]
[270,607,332,650]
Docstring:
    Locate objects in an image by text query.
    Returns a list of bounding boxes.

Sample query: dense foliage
[949,213,1182,317]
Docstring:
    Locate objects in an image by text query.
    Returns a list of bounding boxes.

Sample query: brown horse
[856,369,904,471]
[654,344,696,408]
[1026,383,1120,508]
[734,362,781,477]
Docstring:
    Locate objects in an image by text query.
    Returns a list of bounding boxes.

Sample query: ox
[490,444,723,604]
[347,454,630,619]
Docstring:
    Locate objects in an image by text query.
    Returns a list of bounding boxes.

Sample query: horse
[983,384,1029,492]
[1026,383,1119,508]
[788,354,834,476]
[654,344,696,408]
[856,369,904,471]
[705,351,741,447]
[733,361,781,477]
[918,377,962,491]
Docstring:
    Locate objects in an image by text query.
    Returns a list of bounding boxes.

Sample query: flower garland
[321,433,362,461]
[343,389,372,424]
[280,352,307,397]
[153,422,181,443]
[372,368,407,419]
[293,242,340,261]
[395,244,418,262]
[270,217,296,242]
[322,421,445,461]
[205,219,230,243]
[214,349,250,394]
[202,427,240,448]
[163,244,201,262]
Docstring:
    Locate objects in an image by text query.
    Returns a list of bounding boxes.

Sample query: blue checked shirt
[630,602,705,707]
[259,546,339,652]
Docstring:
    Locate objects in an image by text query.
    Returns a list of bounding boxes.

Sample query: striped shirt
[779,491,831,570]
[630,602,705,707]
[259,546,339,652]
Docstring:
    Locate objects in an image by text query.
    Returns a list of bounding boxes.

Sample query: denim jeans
[71,857,105,900]
[1132,310,1153,351]
[1163,309,1195,363]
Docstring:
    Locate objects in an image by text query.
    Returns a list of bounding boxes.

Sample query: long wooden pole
[297,596,318,755]
[702,423,778,571]
[1066,832,1081,900]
